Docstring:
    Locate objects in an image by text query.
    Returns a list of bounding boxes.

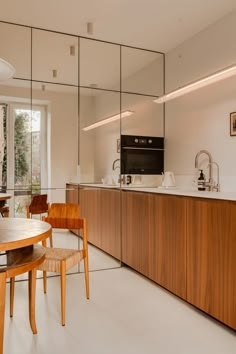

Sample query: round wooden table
[0,218,52,354]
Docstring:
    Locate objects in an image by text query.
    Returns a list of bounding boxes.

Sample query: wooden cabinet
[66,183,79,204]
[151,194,186,299]
[122,191,187,298]
[186,197,236,329]
[80,187,101,248]
[69,185,236,330]
[65,183,80,235]
[100,189,121,259]
[80,187,121,260]
[122,191,154,278]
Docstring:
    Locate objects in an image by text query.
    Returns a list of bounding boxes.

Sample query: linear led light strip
[154,63,236,104]
[82,110,134,131]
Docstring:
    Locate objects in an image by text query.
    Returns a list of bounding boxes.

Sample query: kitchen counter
[76,183,236,201]
[69,181,236,330]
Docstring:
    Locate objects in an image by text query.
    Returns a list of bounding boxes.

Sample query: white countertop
[77,183,236,201]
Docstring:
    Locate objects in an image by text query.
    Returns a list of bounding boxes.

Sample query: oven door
[121,148,164,175]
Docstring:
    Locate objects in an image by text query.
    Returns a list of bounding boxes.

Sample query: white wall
[165,10,236,191]
[47,89,78,191]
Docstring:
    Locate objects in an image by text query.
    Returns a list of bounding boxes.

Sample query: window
[0,102,48,216]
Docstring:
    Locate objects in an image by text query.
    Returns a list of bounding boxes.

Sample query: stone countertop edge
[70,183,236,201]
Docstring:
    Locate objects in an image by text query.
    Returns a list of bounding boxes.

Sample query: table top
[0,218,52,251]
[0,193,12,201]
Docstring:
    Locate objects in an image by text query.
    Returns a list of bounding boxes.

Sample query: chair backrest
[27,194,48,218]
[43,203,81,230]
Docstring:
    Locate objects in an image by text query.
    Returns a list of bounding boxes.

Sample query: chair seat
[38,247,84,273]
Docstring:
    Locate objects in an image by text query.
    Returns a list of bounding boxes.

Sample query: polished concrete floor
[3,265,236,354]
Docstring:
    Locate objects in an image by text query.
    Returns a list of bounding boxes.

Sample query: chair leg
[43,271,47,293]
[83,254,90,299]
[28,268,37,334]
[10,277,15,317]
[60,260,66,326]
[49,234,53,248]
[0,272,6,354]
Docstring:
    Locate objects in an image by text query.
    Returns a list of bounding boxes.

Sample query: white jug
[162,171,176,187]
[132,175,142,185]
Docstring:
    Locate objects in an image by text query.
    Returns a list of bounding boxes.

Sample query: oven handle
[121,147,164,151]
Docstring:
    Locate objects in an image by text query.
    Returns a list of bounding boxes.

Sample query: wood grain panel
[150,194,187,299]
[121,191,154,277]
[66,184,80,235]
[100,189,121,259]
[66,184,79,204]
[186,197,236,329]
[80,188,101,248]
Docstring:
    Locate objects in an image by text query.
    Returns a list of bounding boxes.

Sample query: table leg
[0,272,6,354]
[28,268,37,334]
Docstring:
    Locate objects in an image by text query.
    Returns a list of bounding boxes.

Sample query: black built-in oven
[121,135,164,175]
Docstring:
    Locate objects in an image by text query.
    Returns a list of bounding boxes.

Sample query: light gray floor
[3,266,236,354]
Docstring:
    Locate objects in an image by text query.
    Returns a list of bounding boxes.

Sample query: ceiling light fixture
[87,22,94,35]
[154,63,236,104]
[0,58,15,81]
[70,45,75,56]
[83,110,134,131]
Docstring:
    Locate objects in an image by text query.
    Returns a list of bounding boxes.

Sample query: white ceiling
[1,0,236,53]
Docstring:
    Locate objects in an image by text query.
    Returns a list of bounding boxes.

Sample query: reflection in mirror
[121,93,164,137]
[79,87,120,184]
[32,29,78,85]
[0,22,31,80]
[79,186,121,271]
[121,92,164,188]
[80,38,120,90]
[32,82,78,196]
[122,46,164,96]
[0,78,31,216]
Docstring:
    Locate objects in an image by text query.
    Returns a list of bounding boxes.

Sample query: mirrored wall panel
[0,78,31,216]
[80,38,120,91]
[121,93,164,136]
[79,87,120,184]
[121,47,164,96]
[32,29,79,85]
[0,22,31,80]
[32,82,78,194]
[0,20,165,273]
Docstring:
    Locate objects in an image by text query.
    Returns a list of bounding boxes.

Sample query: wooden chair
[26,194,49,218]
[26,194,52,246]
[0,205,9,218]
[37,203,90,326]
[2,244,46,331]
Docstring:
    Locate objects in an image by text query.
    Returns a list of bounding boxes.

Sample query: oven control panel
[121,135,164,149]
